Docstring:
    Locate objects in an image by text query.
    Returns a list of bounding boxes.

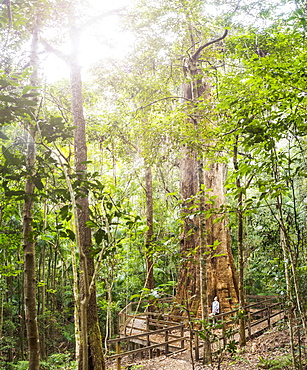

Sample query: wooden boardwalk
[106,296,284,369]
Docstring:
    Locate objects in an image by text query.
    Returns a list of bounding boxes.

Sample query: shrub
[40,353,77,370]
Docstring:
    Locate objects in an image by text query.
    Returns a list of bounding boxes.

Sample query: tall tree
[145,163,155,292]
[218,19,307,365]
[69,7,105,370]
[41,2,108,368]
[23,17,40,370]
[174,10,239,316]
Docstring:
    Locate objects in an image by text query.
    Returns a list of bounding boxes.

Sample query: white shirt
[212,300,219,314]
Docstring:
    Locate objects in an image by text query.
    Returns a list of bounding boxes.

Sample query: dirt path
[107,324,294,370]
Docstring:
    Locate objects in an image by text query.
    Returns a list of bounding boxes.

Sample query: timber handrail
[113,295,283,367]
[107,322,186,370]
[118,296,174,334]
[108,323,184,343]
[193,297,284,361]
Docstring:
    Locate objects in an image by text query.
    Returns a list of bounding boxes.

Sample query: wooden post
[248,311,252,339]
[116,338,121,370]
[267,308,271,329]
[222,322,227,348]
[165,330,169,355]
[195,330,199,361]
[146,315,150,332]
[147,333,153,359]
[180,325,184,349]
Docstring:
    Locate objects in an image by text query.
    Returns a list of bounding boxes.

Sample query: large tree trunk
[175,160,239,315]
[175,30,239,316]
[204,162,239,313]
[175,141,200,315]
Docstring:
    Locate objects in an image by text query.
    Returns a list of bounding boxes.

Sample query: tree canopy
[0,0,307,369]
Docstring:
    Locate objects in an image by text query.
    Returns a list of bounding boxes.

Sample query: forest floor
[107,323,299,370]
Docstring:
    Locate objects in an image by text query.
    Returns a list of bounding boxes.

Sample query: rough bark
[145,164,155,293]
[175,30,239,316]
[204,162,239,313]
[23,19,40,370]
[233,142,246,346]
[175,142,200,315]
[70,23,105,370]
[70,228,81,363]
[43,8,106,368]
[198,159,212,364]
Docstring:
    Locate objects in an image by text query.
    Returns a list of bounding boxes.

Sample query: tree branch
[82,6,127,30]
[136,96,194,111]
[41,40,71,65]
[192,29,228,61]
[41,7,128,64]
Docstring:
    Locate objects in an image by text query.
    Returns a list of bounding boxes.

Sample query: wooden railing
[107,322,186,370]
[118,296,174,335]
[193,296,284,360]
[109,295,284,369]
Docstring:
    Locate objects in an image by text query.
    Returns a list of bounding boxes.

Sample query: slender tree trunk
[46,245,52,348]
[268,147,305,369]
[39,197,47,359]
[7,275,13,362]
[276,194,307,343]
[23,92,40,370]
[41,181,51,357]
[0,215,3,356]
[0,276,3,358]
[70,221,81,362]
[280,226,297,368]
[233,142,246,346]
[105,279,114,350]
[271,148,307,336]
[69,18,105,370]
[40,244,46,359]
[18,251,25,360]
[23,18,40,370]
[49,247,57,354]
[58,160,82,361]
[198,158,212,364]
[145,164,155,293]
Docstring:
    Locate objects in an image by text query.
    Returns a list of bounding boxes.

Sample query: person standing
[210,296,220,316]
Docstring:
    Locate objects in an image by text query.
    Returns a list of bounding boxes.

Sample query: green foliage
[13,362,29,370]
[1,0,307,367]
[226,339,238,354]
[257,354,292,369]
[129,365,145,370]
[40,353,77,370]
[13,353,77,370]
[219,21,307,304]
[198,319,237,347]
[38,116,74,143]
